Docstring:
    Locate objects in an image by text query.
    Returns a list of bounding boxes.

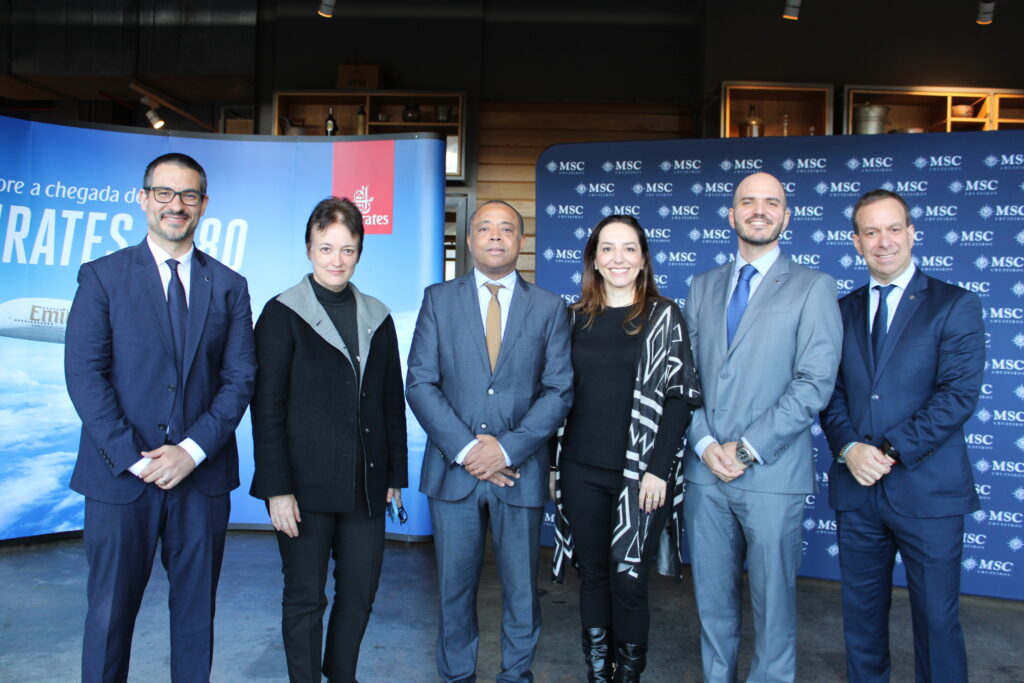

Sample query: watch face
[737,447,752,464]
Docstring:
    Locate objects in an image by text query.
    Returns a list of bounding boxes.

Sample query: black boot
[613,641,647,682]
[581,627,614,682]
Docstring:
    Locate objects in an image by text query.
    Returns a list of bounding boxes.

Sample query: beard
[150,209,198,243]
[735,215,783,246]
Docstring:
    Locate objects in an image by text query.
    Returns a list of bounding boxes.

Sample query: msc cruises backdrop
[0,115,444,542]
[536,130,1024,601]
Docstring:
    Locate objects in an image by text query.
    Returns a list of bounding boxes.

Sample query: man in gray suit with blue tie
[683,172,843,682]
[406,200,573,682]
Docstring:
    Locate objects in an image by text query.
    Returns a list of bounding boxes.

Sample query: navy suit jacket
[821,269,985,518]
[65,239,257,504]
[406,272,573,508]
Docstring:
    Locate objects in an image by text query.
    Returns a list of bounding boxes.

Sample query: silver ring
[159,478,168,485]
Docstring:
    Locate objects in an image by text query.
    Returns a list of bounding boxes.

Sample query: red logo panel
[332,140,395,234]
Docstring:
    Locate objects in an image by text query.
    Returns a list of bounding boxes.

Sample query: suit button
[364,427,370,433]
[720,371,728,379]
[168,384,176,392]
[369,463,375,468]
[158,424,167,431]
[865,434,873,441]
[361,392,368,397]
[480,423,487,429]
[871,394,880,400]
[488,389,495,395]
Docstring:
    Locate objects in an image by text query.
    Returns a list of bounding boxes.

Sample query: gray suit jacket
[683,253,842,495]
[406,272,573,507]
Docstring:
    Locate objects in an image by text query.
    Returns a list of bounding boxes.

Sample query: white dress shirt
[454,268,518,466]
[694,247,782,464]
[868,262,916,333]
[127,238,207,477]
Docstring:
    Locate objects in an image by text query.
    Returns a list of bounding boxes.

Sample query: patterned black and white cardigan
[552,299,702,582]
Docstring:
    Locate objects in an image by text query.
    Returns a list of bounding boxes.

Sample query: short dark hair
[470,200,524,234]
[304,196,365,257]
[851,189,911,233]
[143,153,207,195]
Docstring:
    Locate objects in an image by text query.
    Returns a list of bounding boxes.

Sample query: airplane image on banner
[0,298,71,344]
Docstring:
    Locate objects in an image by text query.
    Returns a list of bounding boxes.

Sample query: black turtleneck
[310,275,360,375]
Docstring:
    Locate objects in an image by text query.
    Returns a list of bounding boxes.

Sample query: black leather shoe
[582,627,614,682]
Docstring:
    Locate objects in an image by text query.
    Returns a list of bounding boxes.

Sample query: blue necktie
[871,284,895,363]
[166,259,188,440]
[727,264,756,346]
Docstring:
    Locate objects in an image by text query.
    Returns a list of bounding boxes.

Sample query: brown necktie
[485,283,503,372]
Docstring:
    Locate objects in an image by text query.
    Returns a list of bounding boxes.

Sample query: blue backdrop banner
[535,131,1024,601]
[0,115,444,541]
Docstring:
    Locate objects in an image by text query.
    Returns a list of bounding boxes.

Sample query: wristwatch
[736,443,756,466]
[880,438,901,462]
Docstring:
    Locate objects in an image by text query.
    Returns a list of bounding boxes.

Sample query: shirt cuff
[741,436,763,464]
[128,457,149,477]
[454,440,476,465]
[179,438,207,467]
[695,436,716,461]
[498,443,511,467]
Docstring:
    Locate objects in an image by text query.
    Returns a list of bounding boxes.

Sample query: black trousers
[276,506,385,683]
[560,458,670,644]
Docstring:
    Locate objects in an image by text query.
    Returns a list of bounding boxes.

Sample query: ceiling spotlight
[977,1,995,24]
[782,0,801,20]
[146,109,165,129]
[317,1,335,17]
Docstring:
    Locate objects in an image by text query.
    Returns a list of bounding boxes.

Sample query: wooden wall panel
[476,101,695,281]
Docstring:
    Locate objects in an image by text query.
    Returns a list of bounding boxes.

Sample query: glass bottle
[356,105,367,135]
[324,107,337,136]
[741,105,764,137]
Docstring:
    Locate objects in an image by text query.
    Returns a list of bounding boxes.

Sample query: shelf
[721,81,833,137]
[273,90,466,180]
[845,86,1024,134]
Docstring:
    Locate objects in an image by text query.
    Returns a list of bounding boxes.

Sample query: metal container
[853,103,890,134]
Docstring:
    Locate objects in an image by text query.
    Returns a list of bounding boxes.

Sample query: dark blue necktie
[871,284,896,363]
[727,264,756,346]
[166,259,188,440]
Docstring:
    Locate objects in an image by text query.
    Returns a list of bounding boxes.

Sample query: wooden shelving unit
[273,90,466,180]
[721,82,833,138]
[844,86,1024,134]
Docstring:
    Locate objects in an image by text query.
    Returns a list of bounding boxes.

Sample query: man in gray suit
[683,172,842,682]
[407,200,573,682]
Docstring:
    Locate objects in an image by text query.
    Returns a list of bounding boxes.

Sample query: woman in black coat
[250,197,407,683]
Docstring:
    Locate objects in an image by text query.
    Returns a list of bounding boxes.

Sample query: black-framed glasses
[145,186,204,206]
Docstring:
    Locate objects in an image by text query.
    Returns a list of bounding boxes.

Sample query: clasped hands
[463,434,519,487]
[843,442,895,487]
[703,441,748,483]
[138,444,196,490]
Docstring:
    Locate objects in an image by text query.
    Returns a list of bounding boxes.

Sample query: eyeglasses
[145,186,204,206]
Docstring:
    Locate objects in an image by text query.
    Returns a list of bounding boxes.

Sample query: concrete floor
[0,530,1021,682]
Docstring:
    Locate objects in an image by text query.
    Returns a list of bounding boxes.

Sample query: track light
[317,1,335,17]
[782,0,801,20]
[977,1,995,24]
[145,109,165,129]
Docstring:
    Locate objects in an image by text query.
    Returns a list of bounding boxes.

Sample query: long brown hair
[571,214,667,335]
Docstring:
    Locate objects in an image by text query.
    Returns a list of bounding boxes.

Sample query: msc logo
[993,410,1024,423]
[816,181,861,195]
[689,228,733,242]
[993,205,1024,219]
[985,510,1024,525]
[554,249,581,260]
[720,158,764,172]
[578,182,615,195]
[693,181,734,196]
[924,205,958,217]
[838,254,867,269]
[847,156,893,171]
[950,179,999,194]
[611,205,641,216]
[559,293,580,305]
[978,559,1015,573]
[824,229,854,243]
[790,205,824,219]
[987,153,1024,167]
[660,159,701,172]
[786,157,827,171]
[964,533,987,546]
[914,255,954,269]
[957,281,991,294]
[883,180,929,194]
[991,460,1024,473]
[655,251,697,265]
[984,256,1024,271]
[988,357,1024,370]
[836,279,855,293]
[975,483,993,496]
[914,154,962,169]
[602,160,642,173]
[632,182,673,195]
[790,254,820,266]
[658,205,699,219]
[546,160,585,173]
[644,227,672,240]
[804,494,816,506]
[652,273,669,286]
[966,433,994,447]
[980,384,993,396]
[547,204,584,217]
